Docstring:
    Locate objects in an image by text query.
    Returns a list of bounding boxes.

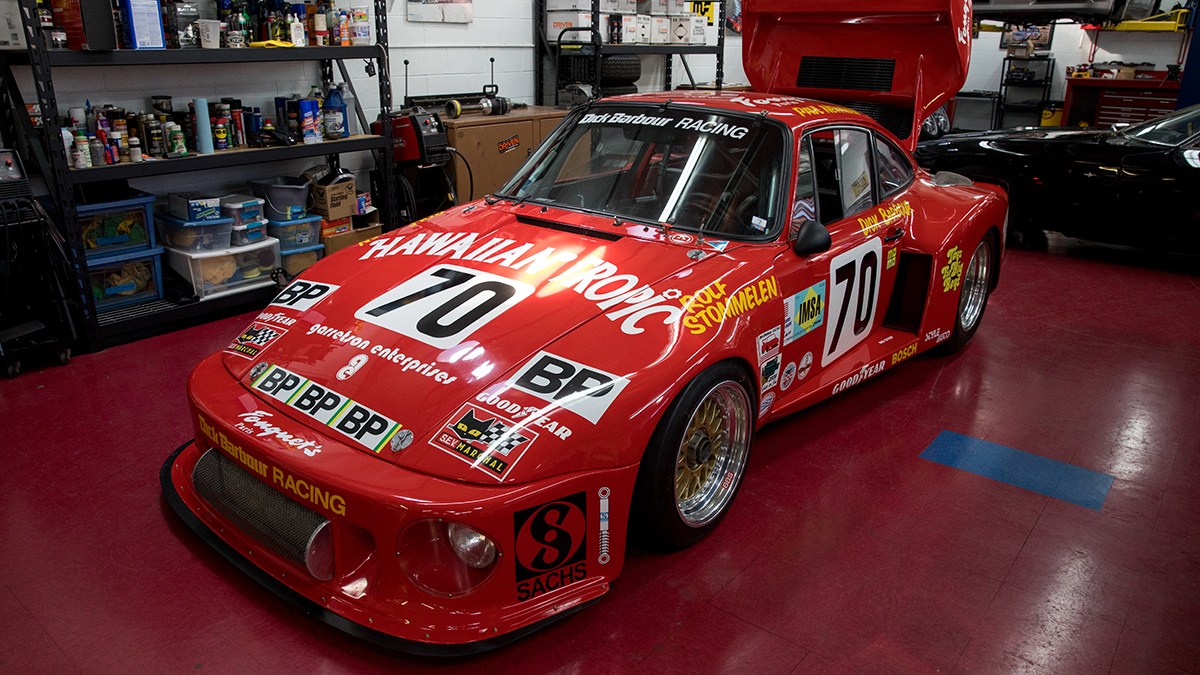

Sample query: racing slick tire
[935,230,997,355]
[631,361,755,550]
[598,84,638,98]
[600,54,642,85]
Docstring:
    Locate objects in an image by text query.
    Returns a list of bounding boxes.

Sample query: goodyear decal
[250,364,402,453]
[859,201,913,237]
[832,360,886,395]
[783,282,825,345]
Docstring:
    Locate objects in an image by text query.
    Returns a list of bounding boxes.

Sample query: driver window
[810,128,875,225]
[790,136,816,240]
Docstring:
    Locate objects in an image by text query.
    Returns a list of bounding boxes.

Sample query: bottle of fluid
[337,82,356,135]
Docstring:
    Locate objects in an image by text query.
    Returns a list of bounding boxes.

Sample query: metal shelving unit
[8,1,396,351]
[998,55,1055,128]
[533,1,726,106]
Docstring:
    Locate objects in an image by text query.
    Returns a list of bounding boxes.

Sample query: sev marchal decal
[430,404,538,478]
[226,322,287,360]
[250,364,404,453]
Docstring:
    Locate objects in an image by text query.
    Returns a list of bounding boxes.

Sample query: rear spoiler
[742,0,972,151]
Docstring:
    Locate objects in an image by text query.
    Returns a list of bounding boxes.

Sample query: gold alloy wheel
[673,380,751,528]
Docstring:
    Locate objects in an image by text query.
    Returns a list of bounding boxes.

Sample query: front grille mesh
[192,449,327,568]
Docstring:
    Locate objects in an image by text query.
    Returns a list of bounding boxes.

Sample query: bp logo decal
[783,281,825,345]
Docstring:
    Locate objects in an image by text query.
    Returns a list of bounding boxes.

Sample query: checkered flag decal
[478,419,528,457]
[240,326,281,346]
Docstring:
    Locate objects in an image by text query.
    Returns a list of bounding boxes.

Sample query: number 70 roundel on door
[822,238,883,367]
[355,265,536,349]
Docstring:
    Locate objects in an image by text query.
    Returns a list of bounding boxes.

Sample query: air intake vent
[192,449,328,568]
[796,57,895,92]
[516,214,624,241]
[832,101,914,141]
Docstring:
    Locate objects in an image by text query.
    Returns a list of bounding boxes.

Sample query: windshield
[497,105,788,239]
[1121,104,1200,146]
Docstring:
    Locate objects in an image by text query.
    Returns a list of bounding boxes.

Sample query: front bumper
[163,353,638,654]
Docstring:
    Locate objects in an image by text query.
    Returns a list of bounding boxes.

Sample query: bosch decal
[497,135,520,154]
[514,492,587,601]
[783,282,825,345]
[431,404,536,478]
[226,322,287,360]
[251,364,404,453]
[270,279,340,312]
[891,343,918,366]
[509,352,629,424]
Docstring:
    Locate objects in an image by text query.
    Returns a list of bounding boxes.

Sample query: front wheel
[936,231,996,354]
[631,361,755,550]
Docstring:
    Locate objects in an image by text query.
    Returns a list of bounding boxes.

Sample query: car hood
[921,127,1110,147]
[227,204,737,483]
[743,0,972,151]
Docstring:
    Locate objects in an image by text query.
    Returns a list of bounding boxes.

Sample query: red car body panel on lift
[163,0,1006,654]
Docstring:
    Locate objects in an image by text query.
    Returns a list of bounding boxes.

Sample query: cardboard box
[311,179,356,221]
[665,0,688,15]
[0,0,27,49]
[622,14,638,43]
[637,0,667,14]
[672,15,704,44]
[615,0,635,13]
[636,14,650,43]
[689,14,706,43]
[651,15,670,43]
[1006,43,1031,58]
[320,216,352,237]
[324,224,382,256]
[546,10,593,42]
[169,192,221,222]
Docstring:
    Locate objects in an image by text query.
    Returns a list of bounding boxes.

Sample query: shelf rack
[6,2,397,351]
[997,55,1055,128]
[533,1,726,106]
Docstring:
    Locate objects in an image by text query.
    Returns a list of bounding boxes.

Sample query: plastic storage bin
[165,236,281,300]
[156,213,234,253]
[87,246,164,310]
[281,242,325,276]
[78,191,156,259]
[220,194,266,226]
[231,219,267,246]
[267,214,322,252]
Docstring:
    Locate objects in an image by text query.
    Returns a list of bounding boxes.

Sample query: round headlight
[446,522,497,569]
[397,519,500,597]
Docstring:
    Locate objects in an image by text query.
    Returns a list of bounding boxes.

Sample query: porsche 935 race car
[162,0,1007,654]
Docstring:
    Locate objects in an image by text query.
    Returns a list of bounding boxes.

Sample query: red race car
[163,0,1006,654]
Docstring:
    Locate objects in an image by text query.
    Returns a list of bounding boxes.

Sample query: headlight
[397,519,499,597]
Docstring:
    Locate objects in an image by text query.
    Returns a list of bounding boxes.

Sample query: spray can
[129,136,143,162]
[285,98,301,140]
[298,98,322,144]
[213,119,229,149]
[89,135,104,166]
[338,10,350,46]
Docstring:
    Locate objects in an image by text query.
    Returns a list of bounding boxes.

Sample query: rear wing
[742,0,972,151]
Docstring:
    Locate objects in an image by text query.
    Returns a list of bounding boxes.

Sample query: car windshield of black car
[1122,105,1200,146]
[497,106,788,240]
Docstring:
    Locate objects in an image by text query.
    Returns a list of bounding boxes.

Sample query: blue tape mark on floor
[920,431,1115,510]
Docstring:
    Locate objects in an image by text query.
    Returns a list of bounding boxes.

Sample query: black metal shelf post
[534,0,726,106]
[9,0,396,351]
[998,55,1056,128]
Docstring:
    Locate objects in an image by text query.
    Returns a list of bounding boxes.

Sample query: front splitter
[159,440,596,657]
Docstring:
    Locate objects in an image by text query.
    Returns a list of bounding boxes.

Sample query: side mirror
[792,219,832,256]
[1111,122,1131,132]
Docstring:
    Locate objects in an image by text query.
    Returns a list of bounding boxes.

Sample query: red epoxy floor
[2,237,1199,675]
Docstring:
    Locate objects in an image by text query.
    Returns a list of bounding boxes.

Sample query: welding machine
[371,109,450,167]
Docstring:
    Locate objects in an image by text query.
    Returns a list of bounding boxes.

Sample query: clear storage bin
[266,214,322,252]
[231,219,267,247]
[87,247,164,310]
[165,236,281,300]
[220,194,266,227]
[79,191,156,259]
[281,243,325,276]
[156,213,234,253]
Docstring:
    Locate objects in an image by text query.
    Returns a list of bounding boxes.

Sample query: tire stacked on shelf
[598,54,640,98]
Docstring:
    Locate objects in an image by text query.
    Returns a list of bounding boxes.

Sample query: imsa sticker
[226,322,287,360]
[430,404,538,478]
[783,282,825,345]
[250,364,403,453]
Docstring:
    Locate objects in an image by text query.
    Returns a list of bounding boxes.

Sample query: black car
[914,104,1200,252]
